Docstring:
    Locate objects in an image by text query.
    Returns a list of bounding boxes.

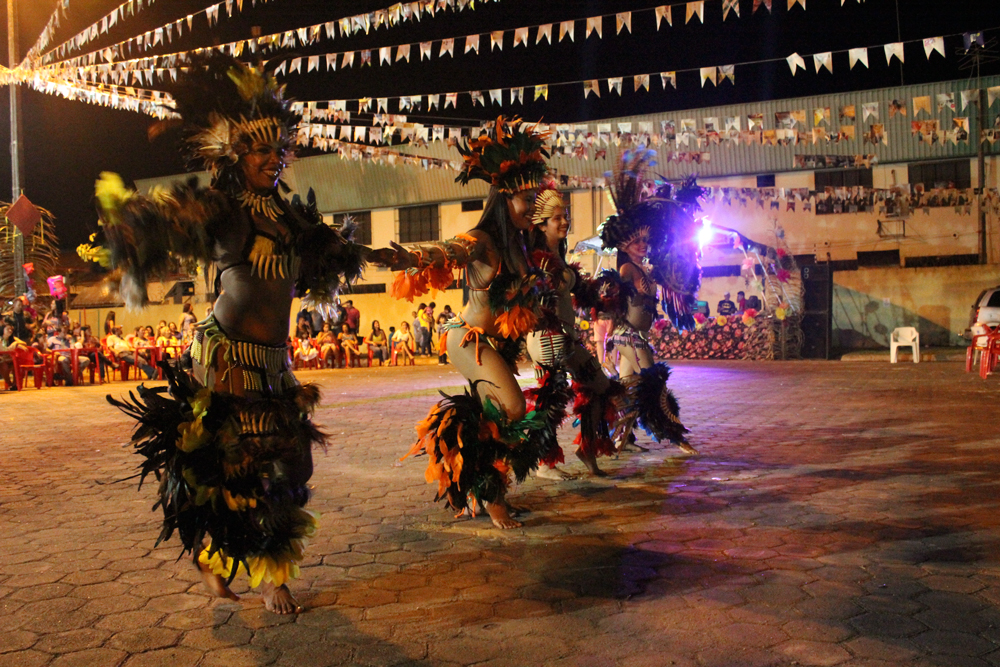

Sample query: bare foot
[676,440,697,455]
[535,464,573,480]
[620,440,648,453]
[484,501,522,529]
[260,582,302,614]
[575,449,607,477]
[197,561,240,602]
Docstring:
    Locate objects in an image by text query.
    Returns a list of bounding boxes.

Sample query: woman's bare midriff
[214,265,296,346]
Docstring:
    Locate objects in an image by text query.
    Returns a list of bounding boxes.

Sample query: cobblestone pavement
[1,360,999,667]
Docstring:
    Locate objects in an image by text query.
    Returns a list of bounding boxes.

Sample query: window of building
[398,204,439,243]
[461,200,484,212]
[907,159,971,189]
[856,249,900,268]
[814,168,873,190]
[333,211,372,245]
[756,174,776,188]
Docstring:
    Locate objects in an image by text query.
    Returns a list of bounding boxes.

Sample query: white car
[970,286,1000,339]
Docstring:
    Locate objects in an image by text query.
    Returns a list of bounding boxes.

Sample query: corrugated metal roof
[135,75,1000,212]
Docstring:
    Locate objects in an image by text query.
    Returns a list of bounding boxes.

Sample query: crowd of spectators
[1,295,456,391]
[291,300,455,369]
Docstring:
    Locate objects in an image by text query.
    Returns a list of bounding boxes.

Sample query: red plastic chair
[13,348,51,389]
[967,327,992,373]
[391,344,415,366]
[980,327,1000,379]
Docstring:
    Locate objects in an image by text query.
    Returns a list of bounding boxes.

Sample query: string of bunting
[29,0,266,68]
[36,0,497,71]
[284,29,994,122]
[39,0,863,85]
[36,23,992,110]
[262,0,836,78]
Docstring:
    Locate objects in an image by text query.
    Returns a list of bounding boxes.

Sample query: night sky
[2,0,1000,250]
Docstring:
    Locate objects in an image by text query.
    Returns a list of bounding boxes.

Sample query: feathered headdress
[162,55,300,190]
[531,183,565,225]
[456,116,551,193]
[599,148,664,251]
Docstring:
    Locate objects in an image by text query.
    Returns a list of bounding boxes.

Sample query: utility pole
[7,0,24,295]
[959,36,998,265]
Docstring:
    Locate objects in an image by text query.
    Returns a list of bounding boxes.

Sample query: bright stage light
[697,218,714,249]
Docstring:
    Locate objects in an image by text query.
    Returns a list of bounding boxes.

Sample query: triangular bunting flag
[379,46,391,65]
[559,20,574,42]
[489,89,502,105]
[634,74,650,92]
[445,92,458,108]
[586,17,602,38]
[813,52,833,74]
[440,38,454,57]
[787,53,805,75]
[849,47,869,69]
[584,80,600,98]
[719,65,735,84]
[307,55,319,72]
[511,88,524,104]
[341,51,354,68]
[464,35,480,54]
[989,86,1000,108]
[700,67,717,87]
[616,12,631,34]
[536,24,552,44]
[923,37,945,59]
[396,44,411,62]
[884,42,904,64]
[514,27,529,47]
[788,0,805,9]
[655,6,672,29]
[753,0,772,12]
[420,41,432,60]
[661,71,676,89]
[608,78,623,95]
[534,84,548,101]
[722,0,740,19]
[686,2,704,23]
[960,89,978,111]
[491,31,504,50]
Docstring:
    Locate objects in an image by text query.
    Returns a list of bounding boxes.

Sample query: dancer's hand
[368,241,414,270]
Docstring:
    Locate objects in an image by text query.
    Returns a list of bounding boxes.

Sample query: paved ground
[1,360,1000,667]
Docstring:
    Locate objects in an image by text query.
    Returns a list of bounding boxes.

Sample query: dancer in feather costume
[78,56,371,613]
[525,185,625,478]
[382,117,555,528]
[599,150,699,454]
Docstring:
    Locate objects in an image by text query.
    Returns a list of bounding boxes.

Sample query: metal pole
[979,87,988,264]
[7,0,24,295]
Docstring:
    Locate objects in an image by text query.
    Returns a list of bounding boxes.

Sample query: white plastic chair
[890,327,920,363]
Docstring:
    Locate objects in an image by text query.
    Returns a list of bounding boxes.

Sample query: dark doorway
[801,264,833,359]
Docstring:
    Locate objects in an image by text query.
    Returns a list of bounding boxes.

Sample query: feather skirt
[108,363,324,586]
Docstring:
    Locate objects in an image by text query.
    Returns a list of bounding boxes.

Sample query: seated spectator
[295,315,313,340]
[717,292,737,317]
[48,325,86,385]
[1,323,28,389]
[76,325,113,382]
[106,326,156,380]
[736,291,747,314]
[338,323,361,366]
[392,321,415,365]
[316,322,341,368]
[366,320,389,365]
[294,336,319,366]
